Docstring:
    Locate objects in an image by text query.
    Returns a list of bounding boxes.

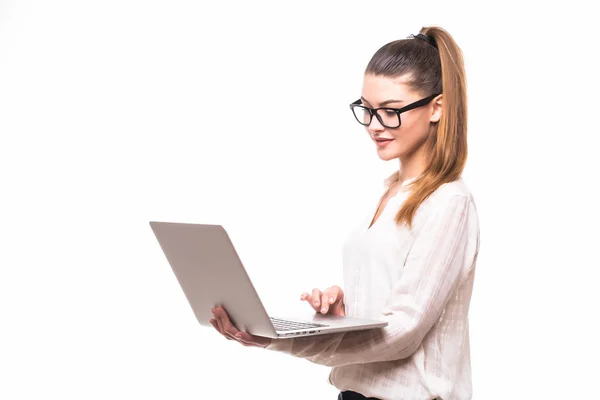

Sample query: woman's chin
[376,148,400,161]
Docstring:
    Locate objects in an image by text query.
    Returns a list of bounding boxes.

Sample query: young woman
[210,26,480,400]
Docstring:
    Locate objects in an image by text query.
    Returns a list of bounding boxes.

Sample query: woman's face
[360,74,442,162]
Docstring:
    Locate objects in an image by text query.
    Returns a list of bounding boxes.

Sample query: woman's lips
[375,138,393,148]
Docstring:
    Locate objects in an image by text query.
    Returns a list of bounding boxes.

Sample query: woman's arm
[266,194,475,367]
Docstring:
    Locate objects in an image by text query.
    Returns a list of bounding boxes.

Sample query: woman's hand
[209,306,272,348]
[300,285,346,316]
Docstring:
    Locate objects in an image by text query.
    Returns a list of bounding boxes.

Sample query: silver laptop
[149,221,387,339]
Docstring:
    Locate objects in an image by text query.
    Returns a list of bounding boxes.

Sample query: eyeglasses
[349,93,440,129]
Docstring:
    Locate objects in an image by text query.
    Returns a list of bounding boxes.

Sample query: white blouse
[265,173,480,400]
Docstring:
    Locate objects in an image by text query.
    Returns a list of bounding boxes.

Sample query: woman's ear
[429,94,442,123]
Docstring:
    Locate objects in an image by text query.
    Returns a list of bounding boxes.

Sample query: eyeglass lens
[352,107,400,128]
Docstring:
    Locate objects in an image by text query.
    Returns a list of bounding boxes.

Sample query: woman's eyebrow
[361,96,404,106]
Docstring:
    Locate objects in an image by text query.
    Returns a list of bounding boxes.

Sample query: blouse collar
[383,171,420,190]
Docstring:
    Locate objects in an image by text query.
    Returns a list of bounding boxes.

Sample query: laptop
[149,221,388,339]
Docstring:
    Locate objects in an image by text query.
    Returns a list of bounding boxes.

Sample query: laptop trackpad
[309,313,387,328]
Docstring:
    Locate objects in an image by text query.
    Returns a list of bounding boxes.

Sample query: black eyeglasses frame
[349,93,441,128]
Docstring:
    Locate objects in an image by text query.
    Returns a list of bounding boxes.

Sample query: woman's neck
[398,153,427,183]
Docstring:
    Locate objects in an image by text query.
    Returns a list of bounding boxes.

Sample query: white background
[1,1,599,399]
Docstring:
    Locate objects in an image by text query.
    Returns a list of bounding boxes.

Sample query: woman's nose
[367,114,385,132]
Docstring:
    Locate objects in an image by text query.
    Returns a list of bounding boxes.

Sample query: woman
[210,25,480,400]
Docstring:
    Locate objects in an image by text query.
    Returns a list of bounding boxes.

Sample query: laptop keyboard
[270,317,329,332]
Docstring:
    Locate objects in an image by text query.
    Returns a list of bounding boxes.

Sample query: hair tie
[408,33,438,50]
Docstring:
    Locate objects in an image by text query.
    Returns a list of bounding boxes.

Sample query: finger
[331,286,346,315]
[209,318,220,332]
[214,307,240,339]
[214,313,224,331]
[311,288,322,310]
[236,331,269,348]
[212,308,231,339]
[213,312,233,340]
[328,288,337,304]
[301,292,315,306]
[301,292,319,312]
[233,332,252,347]
[320,292,331,313]
[211,314,233,340]
[328,285,342,299]
[332,285,343,300]
[236,332,257,347]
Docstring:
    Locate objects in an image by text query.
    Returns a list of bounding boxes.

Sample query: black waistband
[339,391,440,400]
[339,390,381,400]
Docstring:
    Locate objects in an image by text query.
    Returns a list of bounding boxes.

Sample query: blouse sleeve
[265,194,472,367]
